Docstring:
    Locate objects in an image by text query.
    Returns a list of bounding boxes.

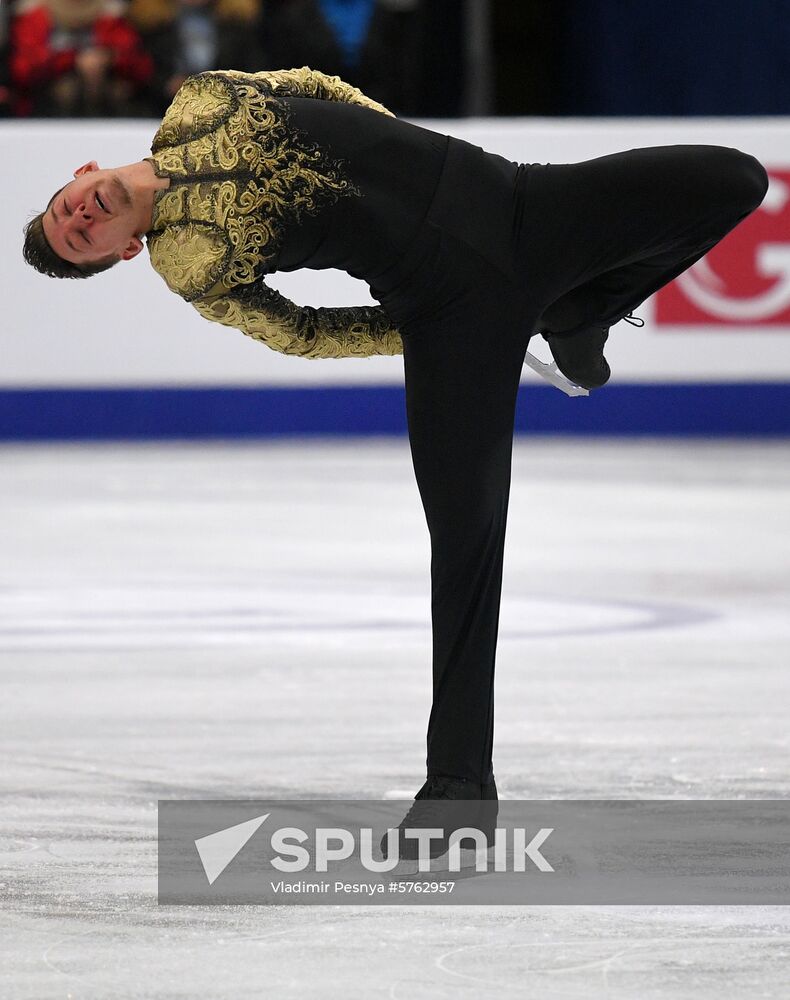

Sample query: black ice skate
[525,312,645,393]
[543,324,612,390]
[380,775,499,864]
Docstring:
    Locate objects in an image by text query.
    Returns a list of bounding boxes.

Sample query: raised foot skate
[526,311,646,393]
[522,350,591,396]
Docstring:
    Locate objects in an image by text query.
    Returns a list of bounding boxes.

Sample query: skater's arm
[192,280,403,360]
[147,223,401,359]
[213,66,396,118]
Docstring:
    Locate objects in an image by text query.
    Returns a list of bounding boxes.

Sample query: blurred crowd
[1,0,789,120]
[0,0,464,119]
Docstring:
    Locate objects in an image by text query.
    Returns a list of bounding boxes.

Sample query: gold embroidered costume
[145,67,404,359]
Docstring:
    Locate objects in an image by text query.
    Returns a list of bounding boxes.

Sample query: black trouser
[390,143,768,783]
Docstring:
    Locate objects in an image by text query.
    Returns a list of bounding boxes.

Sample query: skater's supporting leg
[401,300,526,785]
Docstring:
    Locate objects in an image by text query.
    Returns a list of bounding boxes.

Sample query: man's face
[41,161,143,267]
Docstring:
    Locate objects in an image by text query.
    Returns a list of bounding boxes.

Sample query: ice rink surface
[1,436,789,999]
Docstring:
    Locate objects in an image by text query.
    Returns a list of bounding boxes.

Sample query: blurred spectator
[263,0,427,116]
[127,0,264,116]
[8,0,154,116]
[0,0,12,117]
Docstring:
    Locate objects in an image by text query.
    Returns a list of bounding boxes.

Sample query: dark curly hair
[22,185,121,279]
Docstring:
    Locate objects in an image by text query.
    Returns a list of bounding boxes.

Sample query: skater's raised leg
[518,145,770,387]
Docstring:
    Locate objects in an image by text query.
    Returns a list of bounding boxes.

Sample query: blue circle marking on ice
[0,578,716,651]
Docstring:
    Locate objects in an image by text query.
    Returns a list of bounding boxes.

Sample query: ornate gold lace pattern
[193,282,403,359]
[146,68,403,359]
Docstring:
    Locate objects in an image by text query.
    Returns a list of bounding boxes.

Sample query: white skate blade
[523,351,590,397]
